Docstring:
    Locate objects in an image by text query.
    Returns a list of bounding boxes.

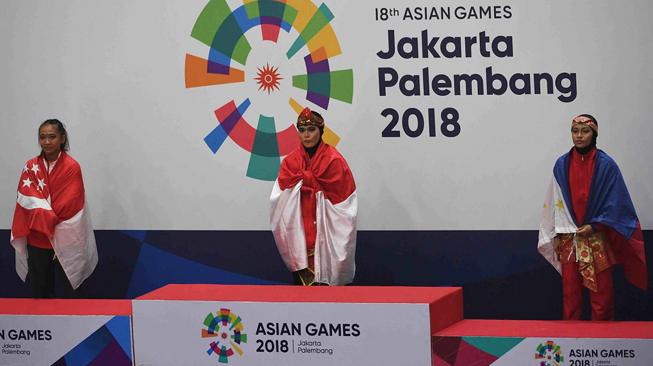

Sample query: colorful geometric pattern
[535,340,564,366]
[202,308,248,364]
[9,230,649,320]
[432,336,524,366]
[185,0,354,181]
[52,316,132,366]
[124,238,283,298]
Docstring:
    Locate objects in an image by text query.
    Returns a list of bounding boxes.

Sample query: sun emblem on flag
[254,64,282,94]
[554,199,565,212]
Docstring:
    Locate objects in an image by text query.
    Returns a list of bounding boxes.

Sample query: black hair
[39,118,69,151]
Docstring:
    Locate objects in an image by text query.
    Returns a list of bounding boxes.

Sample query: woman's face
[571,124,593,149]
[39,124,65,158]
[298,125,320,149]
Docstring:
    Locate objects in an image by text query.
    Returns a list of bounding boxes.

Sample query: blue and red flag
[539,149,647,290]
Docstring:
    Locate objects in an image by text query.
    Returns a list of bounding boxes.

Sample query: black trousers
[27,244,83,298]
[291,269,327,286]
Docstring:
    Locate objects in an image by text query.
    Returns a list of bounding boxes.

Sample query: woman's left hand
[576,224,593,237]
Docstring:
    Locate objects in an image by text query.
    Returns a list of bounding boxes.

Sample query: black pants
[291,269,328,286]
[27,244,83,298]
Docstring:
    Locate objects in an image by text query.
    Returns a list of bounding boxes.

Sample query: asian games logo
[185,0,354,181]
[535,340,564,366]
[201,308,248,364]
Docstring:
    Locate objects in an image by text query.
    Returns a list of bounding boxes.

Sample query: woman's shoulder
[596,149,617,166]
[319,144,353,174]
[281,147,302,164]
[553,149,571,166]
[59,152,82,172]
[21,155,43,174]
[24,154,42,166]
[322,143,348,161]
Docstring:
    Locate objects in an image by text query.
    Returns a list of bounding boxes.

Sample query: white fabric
[270,180,358,285]
[16,191,51,210]
[314,190,357,285]
[537,175,578,274]
[270,180,309,272]
[11,200,98,290]
[11,236,29,284]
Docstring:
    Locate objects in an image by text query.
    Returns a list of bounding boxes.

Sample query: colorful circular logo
[202,308,248,364]
[535,340,564,366]
[185,0,354,181]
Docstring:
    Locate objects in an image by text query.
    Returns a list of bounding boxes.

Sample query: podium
[132,284,462,365]
[2,285,651,366]
[432,319,653,365]
[0,299,133,365]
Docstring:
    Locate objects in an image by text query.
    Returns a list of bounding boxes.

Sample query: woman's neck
[43,151,61,162]
[574,144,595,155]
[303,139,321,158]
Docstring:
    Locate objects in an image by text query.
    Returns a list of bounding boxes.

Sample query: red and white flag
[270,143,357,285]
[10,153,97,289]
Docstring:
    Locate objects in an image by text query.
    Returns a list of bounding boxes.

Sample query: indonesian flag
[270,143,357,285]
[10,153,97,290]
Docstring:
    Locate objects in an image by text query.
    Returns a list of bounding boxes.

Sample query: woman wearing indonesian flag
[10,119,97,298]
[538,114,647,320]
[270,108,357,286]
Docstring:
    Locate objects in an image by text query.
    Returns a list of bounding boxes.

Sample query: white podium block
[133,284,462,366]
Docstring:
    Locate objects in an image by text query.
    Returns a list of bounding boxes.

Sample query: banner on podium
[0,315,132,366]
[432,336,653,366]
[133,300,432,365]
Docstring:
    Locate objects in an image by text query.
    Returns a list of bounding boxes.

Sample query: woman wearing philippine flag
[270,108,357,286]
[538,114,647,320]
[10,119,97,298]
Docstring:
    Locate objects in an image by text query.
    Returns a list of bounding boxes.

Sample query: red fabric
[562,262,614,320]
[561,261,583,320]
[12,152,85,249]
[565,147,616,319]
[568,148,645,290]
[589,268,614,320]
[27,232,52,248]
[568,147,596,224]
[607,222,647,290]
[277,142,356,250]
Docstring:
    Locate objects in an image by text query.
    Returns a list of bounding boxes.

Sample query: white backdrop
[1,0,651,230]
